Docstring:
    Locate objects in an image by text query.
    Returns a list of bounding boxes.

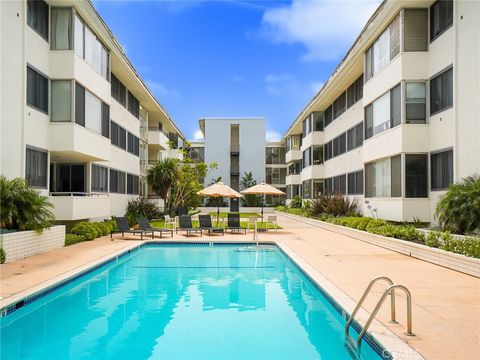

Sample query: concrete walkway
[1,214,479,359]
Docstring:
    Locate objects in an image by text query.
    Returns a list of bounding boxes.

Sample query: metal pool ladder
[345,276,415,352]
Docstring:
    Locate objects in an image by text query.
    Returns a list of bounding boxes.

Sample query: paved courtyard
[1,213,479,359]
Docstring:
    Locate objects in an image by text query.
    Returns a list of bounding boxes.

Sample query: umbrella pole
[261,195,265,230]
[217,199,220,228]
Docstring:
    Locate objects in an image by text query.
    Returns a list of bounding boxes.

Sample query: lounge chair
[266,215,278,232]
[226,213,246,234]
[176,215,202,237]
[164,215,177,230]
[136,217,174,238]
[111,217,154,240]
[198,215,224,236]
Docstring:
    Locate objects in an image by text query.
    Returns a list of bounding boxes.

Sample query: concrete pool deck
[1,213,479,359]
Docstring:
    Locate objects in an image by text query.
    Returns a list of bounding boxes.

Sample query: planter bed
[276,211,480,278]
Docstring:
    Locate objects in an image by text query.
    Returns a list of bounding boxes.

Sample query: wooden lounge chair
[136,217,174,238]
[198,215,224,236]
[176,215,202,237]
[111,216,154,240]
[226,213,246,234]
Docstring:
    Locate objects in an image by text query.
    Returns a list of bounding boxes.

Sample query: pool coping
[0,239,424,360]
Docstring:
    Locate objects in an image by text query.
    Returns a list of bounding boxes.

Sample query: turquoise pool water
[1,244,386,359]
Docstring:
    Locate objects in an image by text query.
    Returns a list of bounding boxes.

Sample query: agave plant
[435,175,480,234]
[125,197,162,226]
[310,193,359,217]
[0,176,54,232]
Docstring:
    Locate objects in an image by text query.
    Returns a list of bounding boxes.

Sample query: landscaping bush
[425,231,442,248]
[0,248,5,264]
[290,196,303,209]
[97,222,113,236]
[365,219,388,232]
[356,217,375,231]
[0,176,55,232]
[104,218,119,232]
[70,222,97,240]
[310,193,359,217]
[435,175,480,235]
[440,235,480,258]
[65,234,86,246]
[125,197,162,226]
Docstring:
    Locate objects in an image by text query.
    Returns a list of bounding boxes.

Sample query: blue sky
[93,0,379,141]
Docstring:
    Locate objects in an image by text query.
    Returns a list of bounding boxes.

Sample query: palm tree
[146,158,178,206]
[240,172,262,207]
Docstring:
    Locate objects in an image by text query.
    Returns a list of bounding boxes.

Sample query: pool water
[1,244,386,359]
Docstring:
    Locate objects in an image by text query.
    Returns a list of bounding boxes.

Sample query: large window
[324,105,333,127]
[110,169,126,194]
[127,91,140,118]
[347,122,363,151]
[111,74,127,106]
[266,147,286,165]
[333,92,346,119]
[324,175,347,195]
[430,66,453,115]
[51,80,71,122]
[405,154,428,198]
[348,170,364,195]
[53,164,85,193]
[365,155,401,197]
[74,14,109,79]
[190,147,204,162]
[302,180,311,199]
[403,9,428,52]
[324,140,333,161]
[91,164,108,192]
[312,146,323,165]
[431,149,453,190]
[430,0,453,42]
[111,121,126,150]
[27,66,48,113]
[347,75,363,108]
[303,147,311,168]
[51,8,72,50]
[266,168,286,185]
[312,112,324,131]
[74,83,109,137]
[127,132,140,156]
[405,82,427,123]
[127,174,139,195]
[312,180,323,198]
[26,147,48,188]
[333,133,346,157]
[365,15,400,81]
[365,84,401,139]
[27,0,49,41]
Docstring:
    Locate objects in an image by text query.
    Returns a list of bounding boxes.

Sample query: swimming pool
[1,243,389,359]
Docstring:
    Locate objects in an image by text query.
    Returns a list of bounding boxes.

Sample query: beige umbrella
[197,182,242,226]
[240,182,286,220]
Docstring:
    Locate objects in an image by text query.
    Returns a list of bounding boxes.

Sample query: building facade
[0,0,184,222]
[283,0,479,223]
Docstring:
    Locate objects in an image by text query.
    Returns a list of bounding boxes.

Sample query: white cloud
[266,130,281,142]
[192,129,204,141]
[261,0,380,62]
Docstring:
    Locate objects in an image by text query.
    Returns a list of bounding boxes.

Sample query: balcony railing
[49,192,109,197]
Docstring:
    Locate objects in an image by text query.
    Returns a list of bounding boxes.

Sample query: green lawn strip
[150,219,281,230]
[208,212,262,218]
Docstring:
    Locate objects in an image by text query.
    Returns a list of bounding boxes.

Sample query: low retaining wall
[276,211,480,278]
[0,226,66,262]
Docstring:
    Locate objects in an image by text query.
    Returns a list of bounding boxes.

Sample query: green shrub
[290,196,303,209]
[435,175,480,234]
[365,219,388,233]
[356,217,375,231]
[71,222,97,240]
[441,235,480,258]
[125,197,162,226]
[97,222,112,236]
[65,233,86,246]
[0,248,5,263]
[426,231,442,248]
[310,193,359,217]
[104,218,119,232]
[0,176,55,232]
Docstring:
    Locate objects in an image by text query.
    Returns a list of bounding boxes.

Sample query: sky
[93,0,380,141]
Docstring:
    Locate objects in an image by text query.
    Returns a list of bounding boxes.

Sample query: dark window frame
[430,148,453,191]
[27,0,49,41]
[25,146,48,189]
[26,65,49,114]
[430,0,454,43]
[430,65,453,116]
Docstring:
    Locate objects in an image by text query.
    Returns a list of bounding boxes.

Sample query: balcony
[362,198,431,222]
[148,128,170,150]
[163,149,183,160]
[49,123,110,162]
[49,193,110,221]
[286,149,302,163]
[286,174,301,185]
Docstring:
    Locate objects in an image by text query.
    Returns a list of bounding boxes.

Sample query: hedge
[65,234,86,246]
[68,220,115,244]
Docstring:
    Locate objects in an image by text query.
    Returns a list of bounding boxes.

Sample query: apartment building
[283,0,479,223]
[192,118,286,208]
[0,0,184,222]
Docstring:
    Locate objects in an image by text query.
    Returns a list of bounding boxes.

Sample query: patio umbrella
[197,182,242,226]
[240,182,285,222]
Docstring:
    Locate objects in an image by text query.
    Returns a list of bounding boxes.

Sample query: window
[127,132,140,156]
[324,105,333,127]
[266,168,286,185]
[90,165,108,192]
[111,122,126,150]
[324,141,333,161]
[430,66,453,115]
[127,91,140,118]
[333,92,346,119]
[303,147,311,168]
[111,74,126,106]
[27,0,49,41]
[26,147,48,188]
[101,103,110,138]
[333,174,347,195]
[312,146,323,165]
[347,75,364,108]
[404,9,428,52]
[127,174,139,195]
[312,180,323,198]
[54,164,85,192]
[312,112,324,131]
[302,180,311,199]
[190,147,205,162]
[365,15,400,81]
[406,82,427,123]
[27,66,48,113]
[347,122,363,151]
[74,14,109,79]
[333,133,346,157]
[110,169,126,193]
[431,149,453,190]
[405,154,428,198]
[302,116,311,138]
[324,178,333,195]
[266,147,285,164]
[74,82,109,136]
[51,8,72,50]
[365,84,401,139]
[365,155,401,197]
[348,170,364,195]
[75,82,85,126]
[51,80,71,122]
[430,0,453,42]
[85,91,102,134]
